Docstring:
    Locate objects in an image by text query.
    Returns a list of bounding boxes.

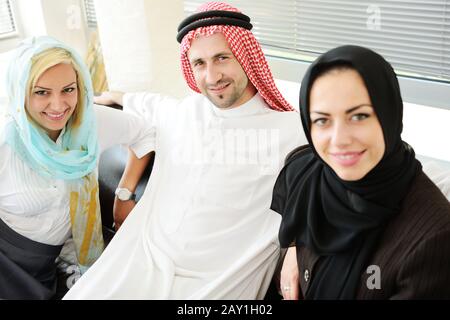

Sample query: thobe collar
[211,92,269,118]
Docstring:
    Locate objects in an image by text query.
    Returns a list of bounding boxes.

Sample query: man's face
[187,33,256,109]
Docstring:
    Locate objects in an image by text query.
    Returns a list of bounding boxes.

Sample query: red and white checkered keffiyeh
[180,2,294,112]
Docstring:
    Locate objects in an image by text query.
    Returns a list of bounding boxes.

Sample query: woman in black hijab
[271,45,450,299]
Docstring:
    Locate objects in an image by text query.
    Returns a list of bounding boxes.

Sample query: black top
[296,172,450,299]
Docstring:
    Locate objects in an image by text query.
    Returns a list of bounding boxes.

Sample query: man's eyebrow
[213,51,233,58]
[310,104,373,116]
[190,57,203,65]
[190,51,233,64]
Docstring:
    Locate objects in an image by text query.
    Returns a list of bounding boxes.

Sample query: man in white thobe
[64,1,306,299]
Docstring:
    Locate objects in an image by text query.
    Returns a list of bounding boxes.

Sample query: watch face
[118,190,126,200]
[116,188,131,200]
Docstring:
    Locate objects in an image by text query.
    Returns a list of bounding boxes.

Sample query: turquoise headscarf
[3,36,104,273]
[4,36,98,180]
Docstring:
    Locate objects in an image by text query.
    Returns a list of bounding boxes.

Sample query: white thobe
[64,92,306,299]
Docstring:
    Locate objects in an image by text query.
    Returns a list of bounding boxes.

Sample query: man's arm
[95,90,159,230]
[113,150,153,230]
[94,91,124,106]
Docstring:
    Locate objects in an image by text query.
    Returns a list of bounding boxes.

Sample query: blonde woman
[0,36,153,299]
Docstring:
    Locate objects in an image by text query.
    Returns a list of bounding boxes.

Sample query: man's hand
[280,246,300,300]
[113,198,136,231]
[94,91,125,106]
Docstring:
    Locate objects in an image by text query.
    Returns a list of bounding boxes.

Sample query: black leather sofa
[98,146,155,243]
[97,103,155,243]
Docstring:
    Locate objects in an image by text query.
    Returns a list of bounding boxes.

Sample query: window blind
[0,0,15,36]
[84,0,97,28]
[184,0,450,83]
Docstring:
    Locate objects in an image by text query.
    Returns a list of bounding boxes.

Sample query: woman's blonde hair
[26,47,87,129]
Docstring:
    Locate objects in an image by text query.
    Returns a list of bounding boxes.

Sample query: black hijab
[270,45,421,299]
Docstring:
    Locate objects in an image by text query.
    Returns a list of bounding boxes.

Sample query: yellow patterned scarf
[69,173,104,274]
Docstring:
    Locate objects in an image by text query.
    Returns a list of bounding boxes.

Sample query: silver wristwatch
[115,187,136,201]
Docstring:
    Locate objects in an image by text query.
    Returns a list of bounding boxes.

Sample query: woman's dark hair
[310,61,354,88]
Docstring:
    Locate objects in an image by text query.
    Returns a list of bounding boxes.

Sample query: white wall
[93,0,189,97]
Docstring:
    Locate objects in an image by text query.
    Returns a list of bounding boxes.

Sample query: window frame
[266,55,450,111]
